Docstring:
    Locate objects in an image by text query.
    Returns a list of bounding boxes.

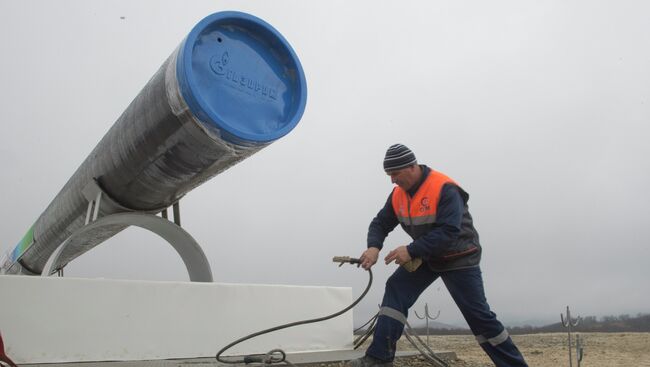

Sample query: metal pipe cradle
[2,11,307,275]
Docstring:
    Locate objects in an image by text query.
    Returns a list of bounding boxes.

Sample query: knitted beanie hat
[383,144,417,172]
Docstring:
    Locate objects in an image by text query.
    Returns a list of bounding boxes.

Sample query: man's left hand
[384,246,412,266]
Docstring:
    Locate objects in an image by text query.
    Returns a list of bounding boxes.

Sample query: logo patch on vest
[419,197,431,213]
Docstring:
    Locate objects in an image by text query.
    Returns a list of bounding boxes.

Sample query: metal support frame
[172,202,181,226]
[40,180,213,282]
[41,213,213,282]
[159,203,180,226]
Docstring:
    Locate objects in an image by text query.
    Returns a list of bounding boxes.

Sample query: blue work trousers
[366,265,528,367]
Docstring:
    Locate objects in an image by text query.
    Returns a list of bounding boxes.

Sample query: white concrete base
[17,350,458,366]
[0,275,353,364]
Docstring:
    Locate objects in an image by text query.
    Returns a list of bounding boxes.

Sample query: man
[349,144,528,367]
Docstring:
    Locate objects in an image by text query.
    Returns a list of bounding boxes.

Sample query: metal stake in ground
[561,305,581,367]
[575,333,584,367]
[414,303,440,346]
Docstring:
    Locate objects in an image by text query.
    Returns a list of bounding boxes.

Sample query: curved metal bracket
[41,213,213,282]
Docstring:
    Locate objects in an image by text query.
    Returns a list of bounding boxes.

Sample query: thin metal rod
[561,305,580,367]
[414,303,440,346]
[84,200,94,225]
[92,191,102,222]
[173,202,181,226]
[576,333,583,367]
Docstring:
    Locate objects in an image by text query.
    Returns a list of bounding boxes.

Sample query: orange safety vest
[391,170,457,232]
[390,168,481,271]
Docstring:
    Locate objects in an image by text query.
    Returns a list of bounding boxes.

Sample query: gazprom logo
[210,52,278,101]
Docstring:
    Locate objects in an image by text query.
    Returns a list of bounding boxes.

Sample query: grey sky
[1,0,649,327]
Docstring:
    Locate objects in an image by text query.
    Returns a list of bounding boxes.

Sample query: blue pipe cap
[177,11,307,145]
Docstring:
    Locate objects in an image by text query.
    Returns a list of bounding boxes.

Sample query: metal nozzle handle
[332,256,361,266]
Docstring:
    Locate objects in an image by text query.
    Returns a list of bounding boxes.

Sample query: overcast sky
[1,0,649,328]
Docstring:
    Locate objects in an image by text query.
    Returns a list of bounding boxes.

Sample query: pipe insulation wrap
[3,11,307,275]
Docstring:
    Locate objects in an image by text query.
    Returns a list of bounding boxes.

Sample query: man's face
[387,165,420,191]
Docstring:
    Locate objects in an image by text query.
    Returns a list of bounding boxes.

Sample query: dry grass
[397,332,650,367]
[322,332,650,367]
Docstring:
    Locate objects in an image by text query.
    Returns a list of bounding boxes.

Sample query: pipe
[2,11,307,275]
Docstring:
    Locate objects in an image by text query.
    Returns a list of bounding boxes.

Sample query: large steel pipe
[2,11,307,275]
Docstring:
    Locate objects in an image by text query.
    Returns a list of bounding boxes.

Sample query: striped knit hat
[383,144,417,172]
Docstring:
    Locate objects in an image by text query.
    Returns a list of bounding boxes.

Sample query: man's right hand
[359,247,380,270]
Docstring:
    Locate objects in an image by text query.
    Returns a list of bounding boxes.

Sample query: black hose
[353,317,377,350]
[216,259,372,366]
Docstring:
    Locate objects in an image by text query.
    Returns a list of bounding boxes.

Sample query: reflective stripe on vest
[391,170,457,228]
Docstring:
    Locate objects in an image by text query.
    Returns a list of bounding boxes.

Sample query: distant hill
[417,320,467,330]
[403,313,650,335]
[509,313,650,334]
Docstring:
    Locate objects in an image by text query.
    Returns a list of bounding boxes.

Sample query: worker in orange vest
[348,144,528,367]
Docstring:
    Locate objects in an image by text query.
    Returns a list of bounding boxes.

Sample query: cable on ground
[215,256,371,366]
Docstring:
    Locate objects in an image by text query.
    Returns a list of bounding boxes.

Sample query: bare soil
[308,332,650,367]
[395,332,650,367]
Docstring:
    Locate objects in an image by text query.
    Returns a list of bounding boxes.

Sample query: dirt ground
[310,332,650,367]
[395,332,650,367]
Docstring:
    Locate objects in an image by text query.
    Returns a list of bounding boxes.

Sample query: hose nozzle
[332,256,361,267]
